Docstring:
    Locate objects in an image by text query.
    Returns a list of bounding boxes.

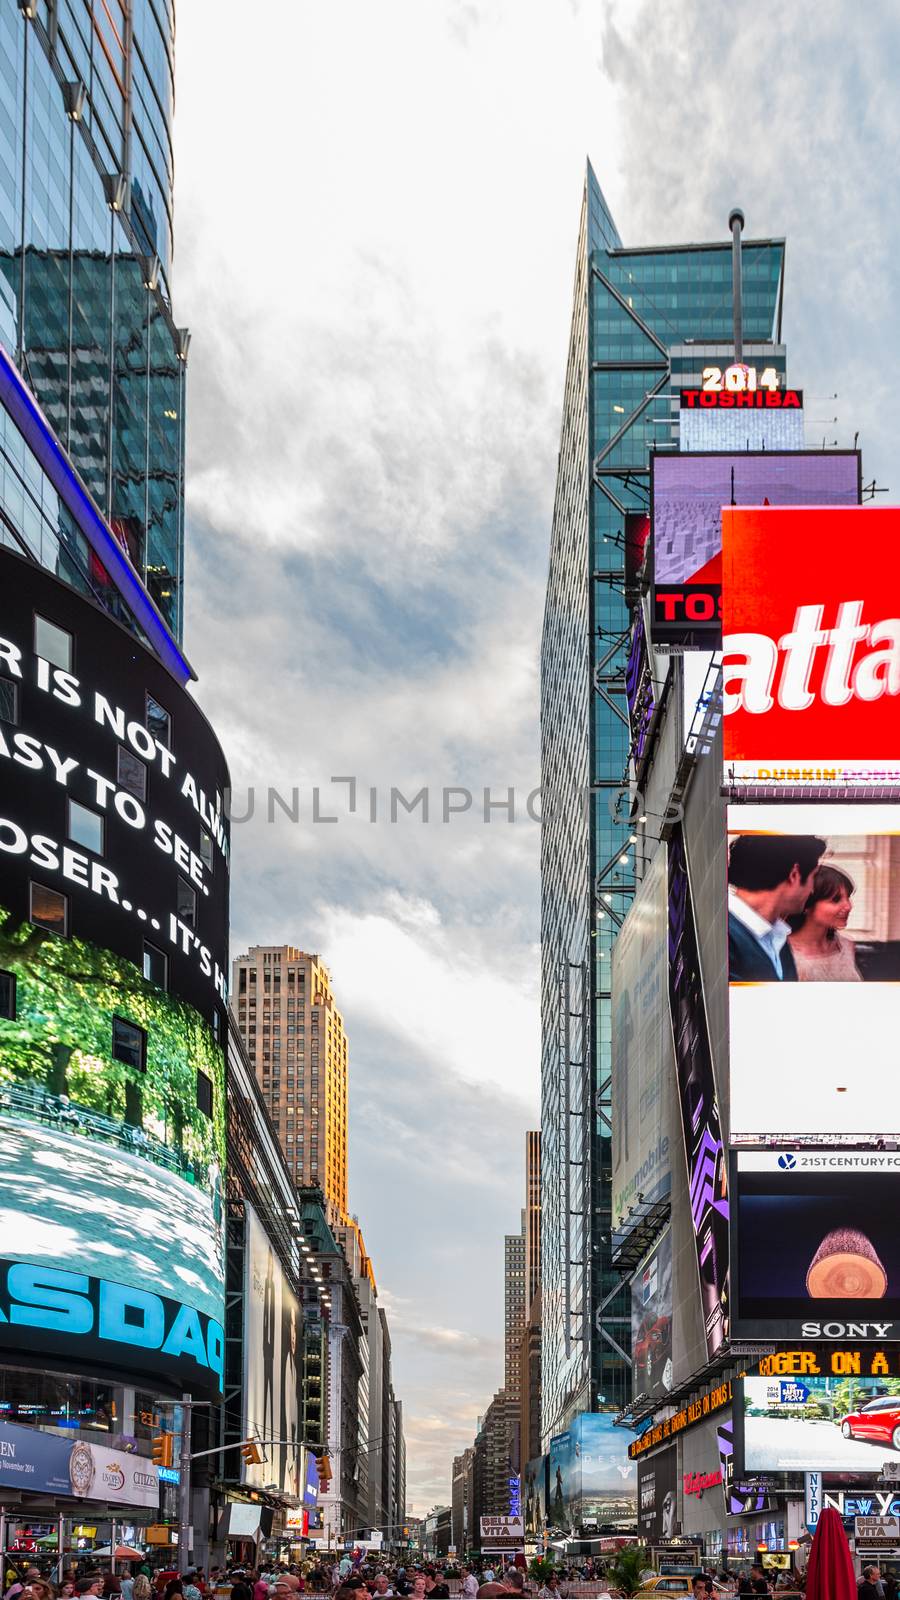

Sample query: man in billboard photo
[727,834,826,981]
[788,864,863,981]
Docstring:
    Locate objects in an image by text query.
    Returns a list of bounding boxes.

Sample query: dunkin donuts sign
[722,506,900,789]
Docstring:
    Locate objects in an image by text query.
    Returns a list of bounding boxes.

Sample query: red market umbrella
[805,1506,857,1600]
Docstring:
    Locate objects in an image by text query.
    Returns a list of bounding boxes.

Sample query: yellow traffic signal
[151,1433,174,1468]
[315,1452,332,1484]
[241,1439,263,1465]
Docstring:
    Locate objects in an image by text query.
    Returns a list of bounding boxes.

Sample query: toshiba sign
[722,506,900,789]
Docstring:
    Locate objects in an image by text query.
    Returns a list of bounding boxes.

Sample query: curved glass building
[0,0,186,637]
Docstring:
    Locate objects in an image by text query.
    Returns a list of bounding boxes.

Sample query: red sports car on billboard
[840,1396,900,1451]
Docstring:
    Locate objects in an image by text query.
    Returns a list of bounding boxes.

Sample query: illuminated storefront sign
[681,387,803,409]
[760,1350,900,1377]
[628,1381,733,1459]
[722,505,900,790]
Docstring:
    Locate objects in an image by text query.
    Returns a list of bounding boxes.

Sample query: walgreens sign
[722,506,900,789]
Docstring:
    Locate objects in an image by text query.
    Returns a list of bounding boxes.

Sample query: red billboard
[722,506,900,790]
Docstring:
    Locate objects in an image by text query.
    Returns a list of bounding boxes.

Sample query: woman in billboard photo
[788,865,863,981]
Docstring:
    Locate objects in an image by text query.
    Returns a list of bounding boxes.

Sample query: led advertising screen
[727,804,900,1139]
[668,826,729,1360]
[733,1152,900,1341]
[637,1445,678,1541]
[740,1373,900,1473]
[612,850,672,1238]
[0,551,229,1396]
[631,1229,673,1404]
[548,1414,636,1533]
[523,1455,547,1539]
[625,607,659,779]
[243,1203,302,1495]
[722,505,900,791]
[679,400,805,454]
[651,452,860,648]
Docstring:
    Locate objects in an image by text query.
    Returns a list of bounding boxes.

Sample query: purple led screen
[651,450,861,586]
[626,608,657,769]
[667,826,730,1361]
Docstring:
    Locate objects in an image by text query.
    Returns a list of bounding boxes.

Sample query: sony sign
[802,1323,895,1339]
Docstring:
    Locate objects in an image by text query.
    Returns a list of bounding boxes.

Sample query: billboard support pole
[178,1393,193,1566]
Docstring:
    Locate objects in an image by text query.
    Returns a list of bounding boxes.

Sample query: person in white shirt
[727,832,825,982]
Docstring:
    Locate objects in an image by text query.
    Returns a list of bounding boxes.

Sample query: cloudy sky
[171,1,900,1513]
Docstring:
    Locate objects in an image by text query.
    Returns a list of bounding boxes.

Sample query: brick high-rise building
[232,945,349,1221]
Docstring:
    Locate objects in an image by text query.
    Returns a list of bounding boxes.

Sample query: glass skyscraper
[0,0,186,637]
[539,162,784,1442]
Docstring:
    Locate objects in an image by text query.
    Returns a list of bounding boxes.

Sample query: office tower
[540,162,784,1440]
[504,1222,527,1405]
[524,1130,541,1314]
[0,1,188,636]
[521,1132,542,1468]
[233,945,349,1222]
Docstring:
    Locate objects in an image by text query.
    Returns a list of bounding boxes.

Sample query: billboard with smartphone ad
[722,505,900,791]
[733,1152,900,1340]
[727,803,900,1139]
[650,453,859,648]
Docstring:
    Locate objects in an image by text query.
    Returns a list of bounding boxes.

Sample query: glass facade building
[0,0,186,637]
[539,162,784,1442]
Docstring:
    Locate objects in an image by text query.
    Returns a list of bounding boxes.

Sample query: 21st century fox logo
[776,1153,900,1170]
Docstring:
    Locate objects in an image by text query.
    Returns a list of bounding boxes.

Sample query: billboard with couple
[727,803,900,1139]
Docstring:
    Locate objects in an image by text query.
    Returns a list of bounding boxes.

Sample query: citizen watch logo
[723,602,900,717]
[801,1322,895,1338]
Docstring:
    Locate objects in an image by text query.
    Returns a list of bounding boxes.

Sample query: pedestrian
[134,1581,152,1600]
[860,1569,885,1600]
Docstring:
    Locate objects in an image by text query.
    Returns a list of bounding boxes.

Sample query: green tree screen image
[0,906,225,1331]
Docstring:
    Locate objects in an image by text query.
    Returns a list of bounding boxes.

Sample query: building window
[146,692,171,749]
[196,1070,213,1119]
[117,746,148,801]
[143,941,168,989]
[177,877,196,928]
[30,882,67,934]
[68,799,104,856]
[34,615,72,671]
[0,970,15,1020]
[0,678,19,725]
[112,1016,146,1072]
[199,829,213,871]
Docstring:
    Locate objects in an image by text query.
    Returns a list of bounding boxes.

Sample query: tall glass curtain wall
[540,163,784,1444]
[0,0,185,638]
[589,212,783,1409]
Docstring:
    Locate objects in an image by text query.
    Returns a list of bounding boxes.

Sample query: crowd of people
[3,1556,896,1600]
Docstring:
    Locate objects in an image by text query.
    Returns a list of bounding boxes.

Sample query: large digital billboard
[727,803,900,1139]
[548,1414,636,1533]
[722,505,900,791]
[668,827,729,1360]
[523,1455,547,1538]
[650,452,860,648]
[0,550,229,1395]
[637,1445,678,1541]
[243,1203,302,1496]
[612,850,672,1237]
[733,1152,900,1341]
[740,1374,900,1473]
[631,1229,673,1404]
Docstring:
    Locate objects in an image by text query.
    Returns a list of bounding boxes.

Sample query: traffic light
[151,1432,174,1468]
[241,1439,264,1465]
[315,1452,332,1484]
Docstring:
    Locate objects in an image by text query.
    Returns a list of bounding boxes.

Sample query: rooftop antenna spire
[729,207,745,363]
